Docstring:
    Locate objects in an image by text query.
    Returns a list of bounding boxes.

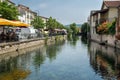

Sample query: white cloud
[39,3,48,9]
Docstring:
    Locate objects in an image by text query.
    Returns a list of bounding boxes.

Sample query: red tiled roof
[104,1,120,7]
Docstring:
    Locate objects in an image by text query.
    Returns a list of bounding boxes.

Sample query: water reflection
[0,69,30,80]
[67,35,79,46]
[0,46,43,80]
[46,40,65,61]
[0,54,30,80]
[89,42,120,80]
[2,38,120,80]
[33,40,65,68]
[0,40,66,80]
[33,49,46,68]
[81,36,88,45]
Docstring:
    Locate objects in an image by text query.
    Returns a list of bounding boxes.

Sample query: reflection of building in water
[0,40,65,73]
[0,40,65,80]
[0,69,30,80]
[89,42,120,80]
[0,45,45,73]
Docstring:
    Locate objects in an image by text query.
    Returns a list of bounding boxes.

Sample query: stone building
[17,4,37,25]
[90,0,120,47]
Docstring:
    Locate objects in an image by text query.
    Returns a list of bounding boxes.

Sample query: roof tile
[104,1,120,7]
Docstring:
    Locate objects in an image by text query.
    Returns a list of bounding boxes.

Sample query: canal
[0,37,120,80]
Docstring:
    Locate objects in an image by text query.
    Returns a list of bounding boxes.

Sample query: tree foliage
[70,23,78,35]
[108,20,116,35]
[46,17,65,30]
[0,1,19,20]
[46,17,54,30]
[81,22,90,35]
[31,16,45,29]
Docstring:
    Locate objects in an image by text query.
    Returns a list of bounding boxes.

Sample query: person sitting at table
[0,32,6,41]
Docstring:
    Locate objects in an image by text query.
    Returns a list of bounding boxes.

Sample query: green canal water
[0,37,120,80]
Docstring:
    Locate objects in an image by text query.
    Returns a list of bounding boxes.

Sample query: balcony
[95,18,116,26]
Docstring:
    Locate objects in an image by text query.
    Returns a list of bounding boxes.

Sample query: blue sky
[12,0,103,25]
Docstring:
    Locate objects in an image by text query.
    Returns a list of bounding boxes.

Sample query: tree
[46,17,54,30]
[46,17,65,30]
[0,1,19,20]
[59,23,65,29]
[31,16,45,29]
[81,22,90,35]
[70,23,78,35]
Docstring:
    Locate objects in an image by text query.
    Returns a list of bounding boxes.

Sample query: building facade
[17,4,37,25]
[90,0,120,47]
[39,16,48,28]
[40,16,48,24]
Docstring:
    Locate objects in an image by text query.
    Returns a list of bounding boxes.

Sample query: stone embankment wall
[91,34,117,48]
[0,45,44,62]
[0,35,67,55]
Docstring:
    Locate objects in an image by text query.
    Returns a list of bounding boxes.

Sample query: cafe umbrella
[0,18,30,36]
[0,18,29,27]
[0,18,14,26]
[0,18,15,32]
[11,21,30,28]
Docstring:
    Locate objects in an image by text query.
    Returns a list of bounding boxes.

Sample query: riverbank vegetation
[65,22,90,37]
[81,22,90,36]
[31,16,67,36]
[31,16,45,29]
[65,23,80,39]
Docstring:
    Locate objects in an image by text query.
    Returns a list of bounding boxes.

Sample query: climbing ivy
[108,20,116,35]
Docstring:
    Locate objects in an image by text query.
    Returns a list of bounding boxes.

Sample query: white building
[17,4,37,25]
[39,16,48,24]
[39,16,48,29]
